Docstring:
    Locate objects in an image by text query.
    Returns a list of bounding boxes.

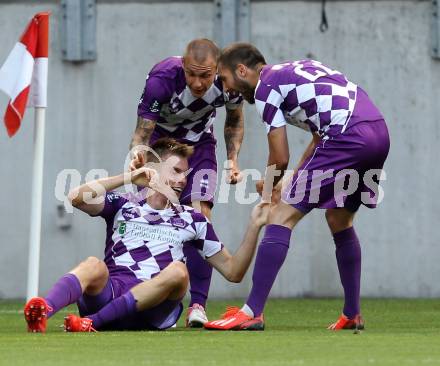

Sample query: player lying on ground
[204,43,390,331]
[24,138,268,332]
[130,38,245,327]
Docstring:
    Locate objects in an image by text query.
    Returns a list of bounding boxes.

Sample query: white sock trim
[241,304,254,318]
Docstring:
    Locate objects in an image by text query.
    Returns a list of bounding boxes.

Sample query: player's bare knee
[325,210,336,228]
[164,262,189,300]
[82,256,99,266]
[167,262,189,288]
[70,256,108,293]
[83,256,103,270]
[268,202,304,229]
[82,257,107,280]
[325,209,353,233]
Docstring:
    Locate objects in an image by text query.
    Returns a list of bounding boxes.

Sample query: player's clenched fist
[225,160,243,185]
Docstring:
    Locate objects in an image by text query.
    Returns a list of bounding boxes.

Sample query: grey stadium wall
[0,0,438,299]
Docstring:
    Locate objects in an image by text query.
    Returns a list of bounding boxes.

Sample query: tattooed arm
[129,117,156,169]
[129,116,156,150]
[224,105,244,184]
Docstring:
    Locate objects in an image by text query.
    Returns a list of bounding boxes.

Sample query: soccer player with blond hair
[24,138,268,332]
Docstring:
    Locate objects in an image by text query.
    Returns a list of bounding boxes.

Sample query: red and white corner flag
[0,12,50,300]
[0,12,50,137]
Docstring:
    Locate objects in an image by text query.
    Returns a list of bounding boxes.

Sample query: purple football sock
[184,244,213,308]
[88,291,137,329]
[45,273,83,318]
[333,226,361,319]
[246,224,292,317]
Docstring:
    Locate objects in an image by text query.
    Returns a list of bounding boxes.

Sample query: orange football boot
[24,297,53,333]
[63,314,96,332]
[204,306,264,331]
[327,314,365,330]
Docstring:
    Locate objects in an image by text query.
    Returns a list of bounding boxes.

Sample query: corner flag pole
[26,106,46,300]
[26,13,50,300]
[0,12,50,300]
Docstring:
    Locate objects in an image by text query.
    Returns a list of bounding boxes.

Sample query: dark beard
[242,90,255,104]
[234,77,256,104]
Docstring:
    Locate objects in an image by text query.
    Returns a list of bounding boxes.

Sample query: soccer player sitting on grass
[24,138,268,332]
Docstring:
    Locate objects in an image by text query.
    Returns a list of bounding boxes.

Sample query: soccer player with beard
[24,138,268,333]
[129,39,245,327]
[204,43,390,331]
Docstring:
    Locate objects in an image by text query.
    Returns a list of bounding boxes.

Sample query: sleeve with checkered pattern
[91,191,129,221]
[193,218,224,259]
[254,81,288,134]
[137,75,173,121]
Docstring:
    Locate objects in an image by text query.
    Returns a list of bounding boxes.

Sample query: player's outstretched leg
[205,224,290,331]
[24,273,82,333]
[205,203,303,331]
[326,209,364,330]
[65,261,189,332]
[66,291,137,332]
[24,256,108,333]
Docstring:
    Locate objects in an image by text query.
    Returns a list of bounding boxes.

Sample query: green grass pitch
[1,298,439,366]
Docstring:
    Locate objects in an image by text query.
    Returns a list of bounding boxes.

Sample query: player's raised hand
[225,160,243,184]
[250,201,270,228]
[130,167,157,187]
[148,176,180,204]
[129,151,146,172]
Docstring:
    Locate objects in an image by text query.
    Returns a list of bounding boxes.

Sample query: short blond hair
[147,138,194,163]
[184,38,220,63]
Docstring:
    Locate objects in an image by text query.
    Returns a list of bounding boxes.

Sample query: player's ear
[237,63,247,77]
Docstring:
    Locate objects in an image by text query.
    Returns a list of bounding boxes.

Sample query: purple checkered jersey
[92,192,223,280]
[138,56,243,143]
[255,60,383,139]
